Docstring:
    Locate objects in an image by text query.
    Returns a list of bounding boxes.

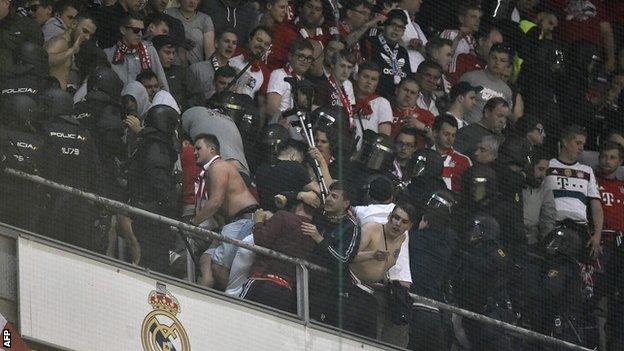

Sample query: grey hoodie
[182,106,250,175]
[121,81,150,119]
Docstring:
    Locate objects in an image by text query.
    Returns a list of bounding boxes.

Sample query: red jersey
[433,146,472,192]
[449,53,486,84]
[597,175,624,231]
[391,106,435,148]
[546,0,607,46]
[180,144,201,206]
[265,21,328,71]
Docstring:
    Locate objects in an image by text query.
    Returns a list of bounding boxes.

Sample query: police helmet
[144,105,180,135]
[462,164,497,205]
[543,227,582,258]
[309,106,345,129]
[87,67,124,100]
[425,189,455,215]
[260,124,289,146]
[16,41,49,76]
[38,88,74,119]
[407,148,443,179]
[1,94,40,128]
[466,214,500,244]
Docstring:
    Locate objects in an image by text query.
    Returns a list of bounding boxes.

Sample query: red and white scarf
[112,40,151,71]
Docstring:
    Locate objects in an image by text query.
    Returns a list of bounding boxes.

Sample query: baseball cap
[152,35,178,51]
[450,82,483,102]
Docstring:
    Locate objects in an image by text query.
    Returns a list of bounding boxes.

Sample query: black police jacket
[40,115,101,192]
[410,226,458,301]
[127,127,177,213]
[164,65,204,112]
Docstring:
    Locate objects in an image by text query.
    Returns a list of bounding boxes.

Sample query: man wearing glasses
[104,14,169,91]
[24,0,52,26]
[266,39,315,127]
[361,9,411,99]
[41,0,77,42]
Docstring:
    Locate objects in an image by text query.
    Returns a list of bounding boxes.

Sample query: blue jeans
[205,217,254,268]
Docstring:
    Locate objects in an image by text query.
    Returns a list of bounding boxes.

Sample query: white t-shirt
[543,158,601,223]
[355,96,394,149]
[230,54,266,98]
[417,92,439,116]
[353,204,412,283]
[267,68,293,113]
[401,10,428,72]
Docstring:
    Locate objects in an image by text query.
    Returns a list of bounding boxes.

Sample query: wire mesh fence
[1,0,624,350]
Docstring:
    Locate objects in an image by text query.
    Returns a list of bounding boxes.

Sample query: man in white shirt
[542,125,604,260]
[230,26,273,98]
[415,60,442,116]
[265,39,315,124]
[440,3,482,74]
[353,62,393,148]
[399,0,428,70]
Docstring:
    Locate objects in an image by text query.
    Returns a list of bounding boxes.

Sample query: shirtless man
[192,133,259,289]
[45,16,96,90]
[350,202,416,284]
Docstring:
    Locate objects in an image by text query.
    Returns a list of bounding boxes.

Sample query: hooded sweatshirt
[181,106,250,175]
[121,81,150,119]
[200,0,258,44]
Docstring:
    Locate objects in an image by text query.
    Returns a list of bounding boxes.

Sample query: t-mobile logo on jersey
[602,192,615,206]
[557,177,570,190]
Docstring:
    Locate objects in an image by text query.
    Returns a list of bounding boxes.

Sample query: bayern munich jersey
[597,175,624,231]
[544,158,601,223]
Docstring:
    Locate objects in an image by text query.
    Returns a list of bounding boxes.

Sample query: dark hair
[515,114,542,136]
[457,2,481,18]
[250,25,273,40]
[483,97,509,113]
[394,201,418,222]
[329,181,355,202]
[289,39,314,55]
[384,9,408,27]
[398,74,419,89]
[53,0,77,16]
[489,42,514,59]
[396,127,418,139]
[194,133,221,153]
[416,60,443,75]
[276,138,308,157]
[145,13,169,27]
[332,48,358,66]
[136,69,158,83]
[433,114,458,132]
[120,13,144,29]
[600,141,624,160]
[560,124,587,143]
[475,20,501,41]
[343,0,370,11]
[214,66,238,80]
[425,38,453,59]
[358,61,381,74]
[217,30,238,41]
[532,147,552,163]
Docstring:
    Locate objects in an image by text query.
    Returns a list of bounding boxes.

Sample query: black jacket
[164,65,204,112]
[200,0,258,44]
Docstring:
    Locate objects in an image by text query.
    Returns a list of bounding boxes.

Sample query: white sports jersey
[543,158,600,223]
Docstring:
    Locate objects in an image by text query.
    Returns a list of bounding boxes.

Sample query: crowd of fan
[2,0,624,349]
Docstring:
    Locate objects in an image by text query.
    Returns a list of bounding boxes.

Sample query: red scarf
[354,89,379,117]
[112,41,151,71]
[235,48,261,72]
[327,74,353,119]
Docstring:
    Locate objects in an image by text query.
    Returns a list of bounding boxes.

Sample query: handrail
[2,167,594,351]
[2,167,327,272]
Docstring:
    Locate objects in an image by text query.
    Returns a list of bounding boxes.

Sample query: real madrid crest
[141,283,191,351]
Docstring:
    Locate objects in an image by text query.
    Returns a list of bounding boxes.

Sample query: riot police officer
[127,105,180,273]
[521,227,586,350]
[38,87,102,251]
[408,189,458,351]
[74,67,126,201]
[453,213,514,351]
[0,94,44,230]
[453,164,514,351]
[1,41,52,100]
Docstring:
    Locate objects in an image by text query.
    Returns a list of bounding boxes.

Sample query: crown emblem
[148,290,180,316]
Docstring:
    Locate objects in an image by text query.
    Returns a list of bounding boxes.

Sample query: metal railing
[2,167,593,351]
